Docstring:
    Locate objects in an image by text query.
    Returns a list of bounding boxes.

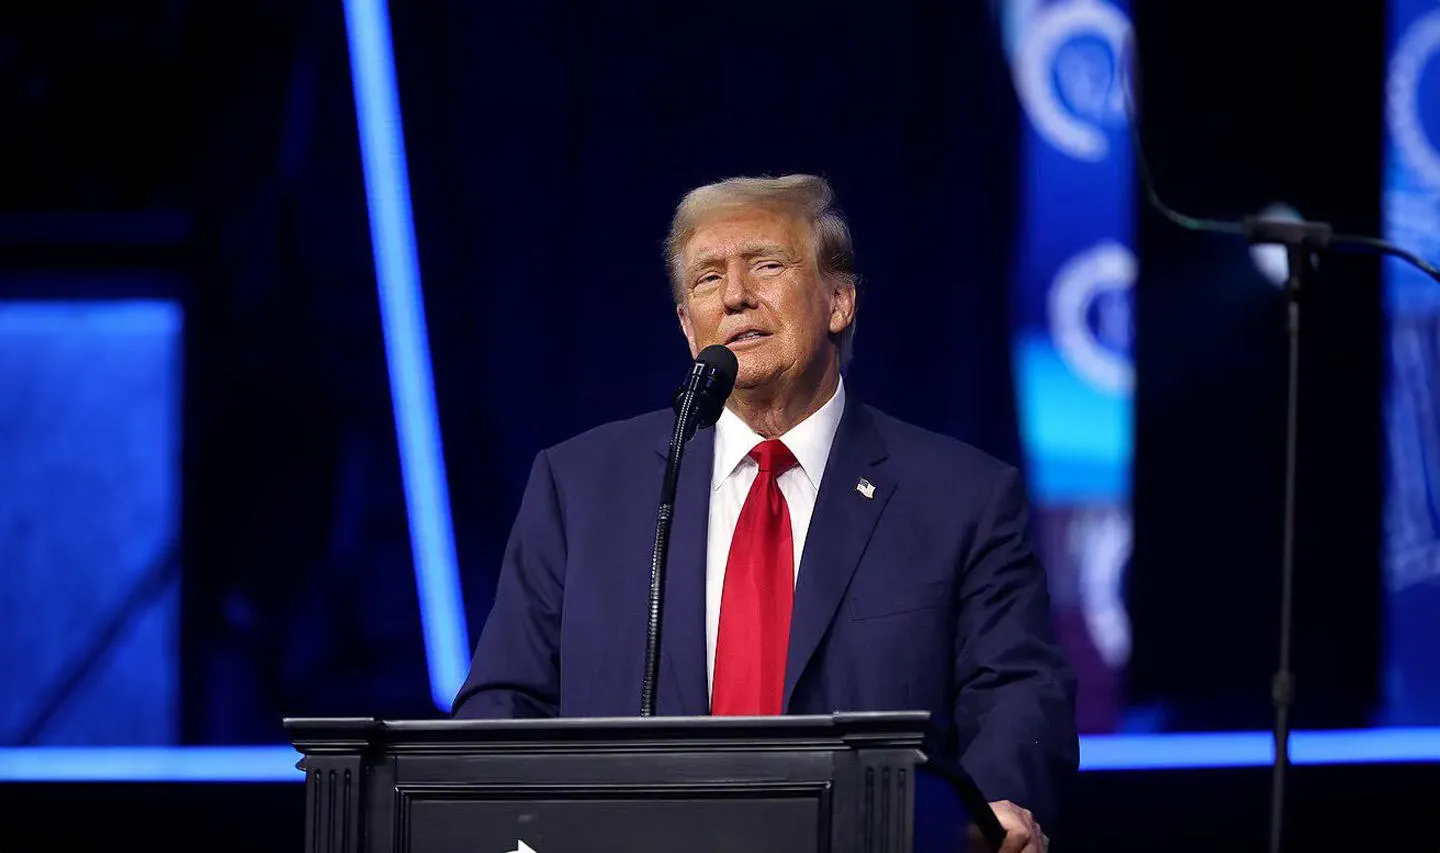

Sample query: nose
[720,264,752,312]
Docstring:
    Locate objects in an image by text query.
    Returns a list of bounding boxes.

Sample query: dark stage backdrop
[389,0,1027,688]
[0,0,1408,750]
[177,0,1027,744]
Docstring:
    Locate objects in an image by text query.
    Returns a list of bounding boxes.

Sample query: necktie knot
[749,439,798,475]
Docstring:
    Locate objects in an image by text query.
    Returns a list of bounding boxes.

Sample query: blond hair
[663,174,858,366]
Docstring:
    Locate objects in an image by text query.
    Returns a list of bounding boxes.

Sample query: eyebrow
[686,241,799,273]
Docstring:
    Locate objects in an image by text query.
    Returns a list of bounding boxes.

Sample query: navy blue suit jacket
[452,396,1079,829]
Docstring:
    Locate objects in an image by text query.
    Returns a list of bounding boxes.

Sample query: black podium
[286,712,998,853]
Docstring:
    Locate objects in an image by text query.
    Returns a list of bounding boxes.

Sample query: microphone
[640,344,738,716]
[671,344,739,442]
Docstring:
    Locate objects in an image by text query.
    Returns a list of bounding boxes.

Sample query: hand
[986,800,1047,853]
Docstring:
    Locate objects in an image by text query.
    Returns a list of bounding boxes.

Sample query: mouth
[724,329,771,347]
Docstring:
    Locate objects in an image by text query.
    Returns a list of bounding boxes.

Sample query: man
[452,174,1078,852]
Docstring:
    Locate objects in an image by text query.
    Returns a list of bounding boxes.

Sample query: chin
[733,364,782,391]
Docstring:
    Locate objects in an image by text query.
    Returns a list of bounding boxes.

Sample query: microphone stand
[1241,216,1329,853]
[1243,220,1440,853]
[639,362,712,717]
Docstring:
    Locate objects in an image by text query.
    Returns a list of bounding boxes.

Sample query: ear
[828,278,857,336]
[677,302,699,358]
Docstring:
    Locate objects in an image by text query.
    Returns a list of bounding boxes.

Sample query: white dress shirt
[705,377,847,700]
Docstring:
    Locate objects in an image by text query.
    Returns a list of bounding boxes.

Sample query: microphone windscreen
[696,343,738,386]
[679,344,738,429]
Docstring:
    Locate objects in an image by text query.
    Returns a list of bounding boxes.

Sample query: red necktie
[712,439,799,716]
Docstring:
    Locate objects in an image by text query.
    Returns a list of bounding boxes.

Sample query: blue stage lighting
[342,0,471,711]
[0,746,305,783]
[1080,728,1440,771]
[4,731,1438,781]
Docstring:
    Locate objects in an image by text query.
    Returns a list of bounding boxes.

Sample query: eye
[693,272,721,288]
[755,261,784,274]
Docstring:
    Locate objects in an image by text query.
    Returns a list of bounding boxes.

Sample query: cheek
[797,294,834,338]
[775,286,823,324]
[684,299,722,337]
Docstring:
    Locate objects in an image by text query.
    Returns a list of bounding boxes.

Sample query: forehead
[682,205,811,263]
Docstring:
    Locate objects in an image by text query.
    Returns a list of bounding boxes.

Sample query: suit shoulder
[863,404,1018,483]
[541,408,671,466]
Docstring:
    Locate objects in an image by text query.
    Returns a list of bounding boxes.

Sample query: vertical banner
[1001,0,1135,733]
[1382,0,1440,726]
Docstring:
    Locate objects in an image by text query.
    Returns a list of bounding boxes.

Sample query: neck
[729,362,840,439]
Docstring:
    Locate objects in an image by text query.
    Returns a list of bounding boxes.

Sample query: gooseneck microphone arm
[640,346,737,717]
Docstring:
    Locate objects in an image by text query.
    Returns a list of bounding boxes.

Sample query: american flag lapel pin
[855,478,875,500]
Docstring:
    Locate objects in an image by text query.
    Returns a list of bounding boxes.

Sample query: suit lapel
[655,421,712,716]
[784,401,893,711]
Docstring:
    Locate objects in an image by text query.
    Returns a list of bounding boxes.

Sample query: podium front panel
[374,747,847,853]
[400,783,828,853]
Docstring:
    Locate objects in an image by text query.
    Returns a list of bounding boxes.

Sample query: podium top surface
[285,711,936,754]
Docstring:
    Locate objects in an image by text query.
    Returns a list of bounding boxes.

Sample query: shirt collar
[711,376,847,492]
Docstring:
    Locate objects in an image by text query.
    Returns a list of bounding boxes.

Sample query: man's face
[676,205,854,392]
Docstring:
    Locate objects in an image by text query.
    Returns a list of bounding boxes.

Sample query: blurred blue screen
[0,299,182,747]
[1381,0,1440,727]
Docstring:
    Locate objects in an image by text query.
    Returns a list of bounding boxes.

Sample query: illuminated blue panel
[0,747,303,782]
[1081,728,1440,770]
[1002,2,1137,507]
[0,299,181,746]
[341,0,471,710]
[2,731,1437,781]
[1081,731,1278,770]
[1013,332,1132,502]
[1289,728,1440,764]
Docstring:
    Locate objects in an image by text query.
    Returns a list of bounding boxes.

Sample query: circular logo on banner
[1014,0,1133,162]
[1048,241,1136,394]
[1387,8,1440,190]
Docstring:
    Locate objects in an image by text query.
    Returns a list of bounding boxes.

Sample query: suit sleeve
[450,449,566,718]
[952,464,1079,832]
